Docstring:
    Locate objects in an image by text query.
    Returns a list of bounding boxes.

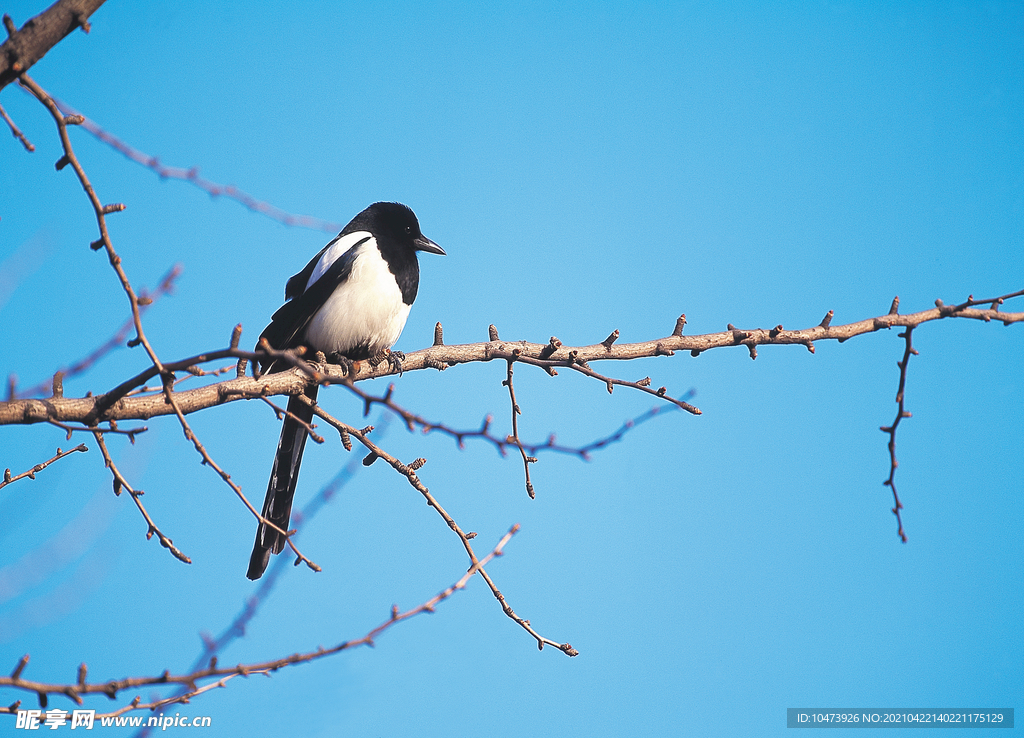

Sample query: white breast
[303,238,412,357]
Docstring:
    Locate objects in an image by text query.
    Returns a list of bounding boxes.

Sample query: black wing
[284,238,332,302]
[256,236,370,372]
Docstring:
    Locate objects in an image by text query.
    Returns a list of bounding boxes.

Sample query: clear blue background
[1,1,1021,735]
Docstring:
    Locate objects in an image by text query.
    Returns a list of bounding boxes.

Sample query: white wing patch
[304,238,412,357]
[306,230,372,291]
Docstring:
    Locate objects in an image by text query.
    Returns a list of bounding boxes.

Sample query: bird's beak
[415,235,446,256]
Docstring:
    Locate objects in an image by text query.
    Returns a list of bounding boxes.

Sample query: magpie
[247,202,444,580]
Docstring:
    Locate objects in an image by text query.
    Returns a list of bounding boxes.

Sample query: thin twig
[186,414,393,680]
[90,430,191,564]
[14,266,181,399]
[256,395,324,444]
[298,395,576,655]
[568,398,694,460]
[17,74,166,377]
[343,380,693,460]
[880,327,916,543]
[158,376,320,573]
[49,97,345,233]
[46,418,146,441]
[947,289,1024,312]
[15,74,280,574]
[0,444,87,490]
[0,527,523,718]
[503,357,536,498]
[0,100,33,150]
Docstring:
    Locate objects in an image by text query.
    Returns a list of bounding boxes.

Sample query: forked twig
[503,358,536,498]
[297,394,577,655]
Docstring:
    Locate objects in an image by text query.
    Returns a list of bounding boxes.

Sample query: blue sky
[1,1,1021,735]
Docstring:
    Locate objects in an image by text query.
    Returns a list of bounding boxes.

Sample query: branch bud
[539,337,562,359]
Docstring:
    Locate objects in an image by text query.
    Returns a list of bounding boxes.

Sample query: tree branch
[0,527,521,718]
[17,73,165,375]
[49,97,345,233]
[90,430,191,564]
[10,266,181,399]
[880,326,916,543]
[0,1,106,92]
[0,443,87,490]
[1,297,1019,428]
[503,358,536,498]
[0,99,34,150]
[342,379,686,459]
[298,396,576,654]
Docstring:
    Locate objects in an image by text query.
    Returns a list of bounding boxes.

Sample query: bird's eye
[405,225,413,234]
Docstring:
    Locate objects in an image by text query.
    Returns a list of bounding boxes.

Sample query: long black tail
[247,385,319,580]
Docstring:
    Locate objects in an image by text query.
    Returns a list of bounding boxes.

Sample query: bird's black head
[348,202,445,256]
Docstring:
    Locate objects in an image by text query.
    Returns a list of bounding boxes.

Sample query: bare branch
[46,418,146,440]
[0,100,34,150]
[90,431,191,564]
[503,358,536,498]
[0,1,106,92]
[531,349,700,414]
[17,73,166,376]
[298,396,576,654]
[12,71,302,581]
[880,327,916,543]
[187,418,393,675]
[13,266,181,399]
[565,399,693,460]
[49,97,346,233]
[2,295,1018,428]
[256,395,324,444]
[343,380,690,460]
[0,527,523,718]
[0,444,87,491]
[156,374,321,573]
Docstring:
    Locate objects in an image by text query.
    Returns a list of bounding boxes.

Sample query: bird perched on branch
[247,202,445,580]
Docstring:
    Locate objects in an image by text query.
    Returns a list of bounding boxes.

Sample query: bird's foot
[325,351,357,378]
[369,348,405,376]
[388,350,406,375]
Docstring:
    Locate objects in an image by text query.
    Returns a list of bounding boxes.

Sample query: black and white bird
[247,202,444,580]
